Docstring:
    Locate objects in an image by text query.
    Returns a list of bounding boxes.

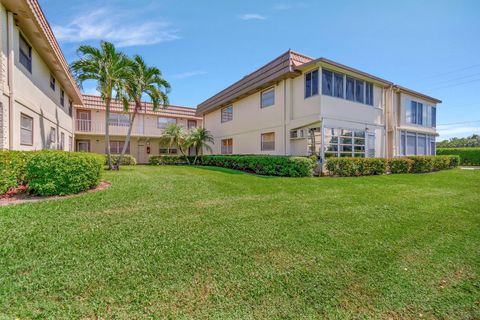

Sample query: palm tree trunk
[105,97,113,170]
[116,108,137,169]
[193,146,199,165]
[178,146,190,165]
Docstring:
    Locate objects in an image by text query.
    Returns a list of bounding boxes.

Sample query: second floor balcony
[75,119,197,137]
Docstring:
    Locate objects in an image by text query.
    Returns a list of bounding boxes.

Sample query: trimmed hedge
[26,151,104,196]
[108,154,137,166]
[149,155,316,177]
[437,147,480,166]
[406,155,459,173]
[0,151,32,194]
[326,156,459,176]
[388,158,413,174]
[326,157,387,177]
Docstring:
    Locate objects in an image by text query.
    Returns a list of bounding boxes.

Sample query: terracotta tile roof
[4,0,83,104]
[196,50,314,115]
[79,95,202,120]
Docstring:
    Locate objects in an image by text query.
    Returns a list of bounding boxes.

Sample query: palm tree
[160,123,190,164]
[186,127,214,164]
[115,55,171,169]
[71,41,131,170]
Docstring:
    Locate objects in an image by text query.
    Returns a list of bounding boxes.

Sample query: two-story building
[74,95,202,163]
[196,50,440,160]
[0,0,82,151]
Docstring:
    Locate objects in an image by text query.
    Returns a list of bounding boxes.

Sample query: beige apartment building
[0,0,82,151]
[197,50,440,160]
[74,95,202,163]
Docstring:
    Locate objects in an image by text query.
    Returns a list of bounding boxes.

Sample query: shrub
[326,157,387,177]
[388,158,413,174]
[27,151,104,196]
[149,155,316,177]
[108,154,137,166]
[0,151,32,194]
[437,148,480,166]
[446,155,460,168]
[406,155,459,173]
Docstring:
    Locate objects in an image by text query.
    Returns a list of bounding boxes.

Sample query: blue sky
[39,0,480,140]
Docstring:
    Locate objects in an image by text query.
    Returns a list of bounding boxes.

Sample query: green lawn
[1,166,479,319]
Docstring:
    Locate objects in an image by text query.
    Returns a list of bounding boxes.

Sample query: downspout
[283,80,287,155]
[391,87,396,157]
[7,12,14,150]
[383,87,387,158]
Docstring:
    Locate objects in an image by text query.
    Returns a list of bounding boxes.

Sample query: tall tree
[71,41,131,169]
[115,55,171,169]
[186,127,214,164]
[160,124,190,164]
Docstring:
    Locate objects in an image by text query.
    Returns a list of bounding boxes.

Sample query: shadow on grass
[192,166,278,178]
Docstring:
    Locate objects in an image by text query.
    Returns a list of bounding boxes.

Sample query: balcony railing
[75,119,167,137]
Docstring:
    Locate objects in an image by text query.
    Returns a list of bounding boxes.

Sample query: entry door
[76,140,90,152]
[137,140,146,164]
[77,110,91,132]
[367,133,375,158]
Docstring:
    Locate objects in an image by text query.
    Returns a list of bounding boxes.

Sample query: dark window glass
[355,79,364,103]
[334,73,344,98]
[305,72,311,98]
[322,69,333,96]
[312,70,319,95]
[305,70,319,98]
[60,90,65,107]
[410,101,417,124]
[417,103,423,125]
[432,107,436,127]
[261,88,275,108]
[221,106,233,123]
[19,35,32,72]
[365,82,373,105]
[346,77,355,101]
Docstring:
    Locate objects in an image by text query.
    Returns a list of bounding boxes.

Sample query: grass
[0,166,479,319]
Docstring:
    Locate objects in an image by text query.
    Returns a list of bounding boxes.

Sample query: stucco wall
[0,5,74,150]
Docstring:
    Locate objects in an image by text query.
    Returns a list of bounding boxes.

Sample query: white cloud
[239,13,267,21]
[172,70,207,79]
[437,123,480,139]
[52,8,179,47]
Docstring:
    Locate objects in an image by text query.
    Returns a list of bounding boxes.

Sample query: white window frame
[260,87,275,108]
[221,106,233,123]
[20,113,33,146]
[305,69,319,99]
[221,138,233,154]
[261,132,275,151]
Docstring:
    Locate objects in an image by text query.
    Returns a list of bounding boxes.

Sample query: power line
[420,72,480,87]
[438,120,480,126]
[426,78,480,91]
[420,64,480,80]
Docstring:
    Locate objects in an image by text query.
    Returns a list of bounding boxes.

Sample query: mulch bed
[0,181,111,207]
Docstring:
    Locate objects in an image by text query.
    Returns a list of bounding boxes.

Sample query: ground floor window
[323,128,370,158]
[110,140,129,154]
[60,132,65,150]
[221,138,233,154]
[261,132,275,151]
[68,136,73,151]
[77,140,90,152]
[20,113,33,145]
[400,131,436,156]
[159,147,177,154]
